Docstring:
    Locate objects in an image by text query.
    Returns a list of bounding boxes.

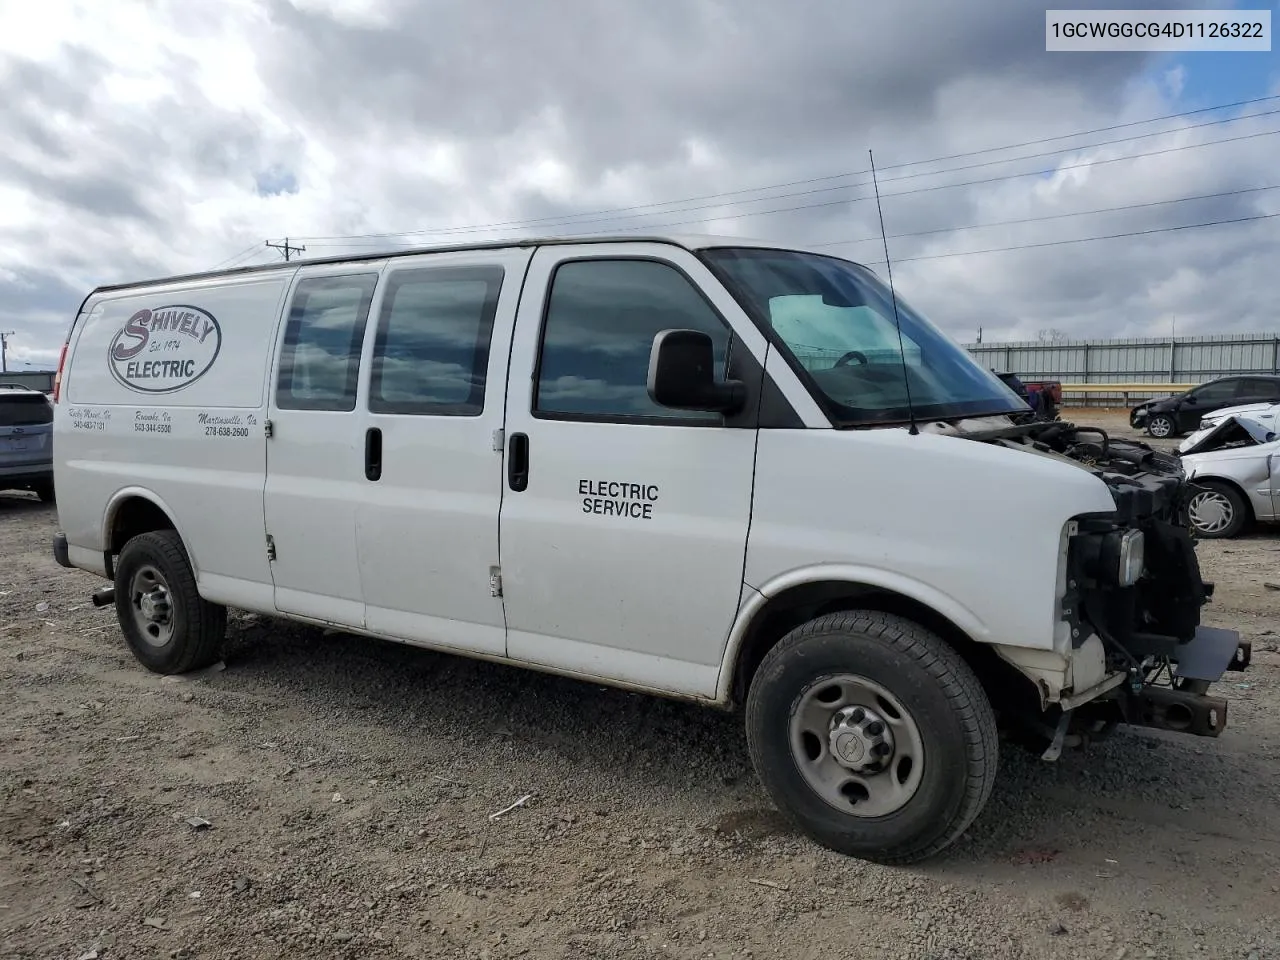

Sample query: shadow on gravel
[219,613,752,800]
[206,614,1274,871]
[0,492,50,513]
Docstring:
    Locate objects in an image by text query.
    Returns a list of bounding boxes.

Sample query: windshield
[701,247,1028,426]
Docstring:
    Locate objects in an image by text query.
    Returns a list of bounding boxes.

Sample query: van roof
[84,232,858,297]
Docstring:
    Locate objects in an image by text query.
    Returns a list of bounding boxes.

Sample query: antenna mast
[868,149,918,436]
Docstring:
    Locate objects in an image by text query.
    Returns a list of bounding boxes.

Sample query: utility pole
[266,237,306,261]
[976,326,983,344]
[0,330,14,374]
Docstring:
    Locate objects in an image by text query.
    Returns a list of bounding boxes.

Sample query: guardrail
[1056,383,1193,406]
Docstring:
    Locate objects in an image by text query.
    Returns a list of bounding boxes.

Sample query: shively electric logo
[108,305,222,393]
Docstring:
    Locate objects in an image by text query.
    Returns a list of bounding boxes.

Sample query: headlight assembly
[1113,528,1145,587]
[1072,526,1146,587]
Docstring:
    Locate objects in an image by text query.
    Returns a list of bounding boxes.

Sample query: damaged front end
[959,419,1252,751]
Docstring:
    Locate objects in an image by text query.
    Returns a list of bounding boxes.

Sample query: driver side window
[534,258,732,422]
[1191,379,1241,403]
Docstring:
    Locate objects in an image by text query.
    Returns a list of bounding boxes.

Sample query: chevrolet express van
[49,234,1250,864]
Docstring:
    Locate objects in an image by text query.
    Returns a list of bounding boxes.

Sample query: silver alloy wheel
[129,563,175,648]
[1188,488,1234,535]
[1147,415,1173,438]
[788,673,925,817]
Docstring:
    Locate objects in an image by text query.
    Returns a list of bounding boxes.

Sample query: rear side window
[0,394,53,426]
[1191,379,1242,403]
[369,265,504,416]
[534,259,731,421]
[276,274,378,411]
[1240,377,1280,397]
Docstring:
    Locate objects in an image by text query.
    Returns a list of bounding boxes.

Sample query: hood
[925,415,1188,522]
[1131,396,1177,415]
[1178,413,1277,456]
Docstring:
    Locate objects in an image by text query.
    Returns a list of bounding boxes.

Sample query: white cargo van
[50,234,1250,863]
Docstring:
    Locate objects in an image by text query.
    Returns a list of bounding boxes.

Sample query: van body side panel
[263,262,386,628]
[744,427,1118,653]
[353,248,534,657]
[497,243,768,699]
[56,275,288,603]
[52,305,100,554]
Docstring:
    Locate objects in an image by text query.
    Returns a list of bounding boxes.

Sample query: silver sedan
[1177,413,1279,539]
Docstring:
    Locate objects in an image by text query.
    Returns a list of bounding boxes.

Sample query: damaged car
[1177,412,1279,539]
[1193,400,1279,434]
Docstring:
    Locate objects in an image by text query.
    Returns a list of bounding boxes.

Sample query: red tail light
[52,341,68,403]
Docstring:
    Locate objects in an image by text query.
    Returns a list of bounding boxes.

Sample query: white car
[48,232,1248,864]
[1197,400,1279,432]
[1179,410,1280,538]
[1179,402,1280,455]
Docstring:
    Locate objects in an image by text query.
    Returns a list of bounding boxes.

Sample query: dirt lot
[3,414,1279,960]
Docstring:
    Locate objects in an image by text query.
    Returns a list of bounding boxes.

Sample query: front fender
[714,565,991,703]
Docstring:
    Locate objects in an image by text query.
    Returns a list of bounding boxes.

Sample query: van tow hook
[91,586,116,607]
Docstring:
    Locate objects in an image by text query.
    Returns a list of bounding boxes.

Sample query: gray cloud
[0,0,1276,372]
[0,155,156,221]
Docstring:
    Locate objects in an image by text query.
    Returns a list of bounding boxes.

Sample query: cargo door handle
[365,427,382,482]
[507,432,529,491]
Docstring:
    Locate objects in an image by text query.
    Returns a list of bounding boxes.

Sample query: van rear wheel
[744,610,998,865]
[113,530,226,674]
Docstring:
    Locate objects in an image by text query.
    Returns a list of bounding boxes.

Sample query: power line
[559,127,1280,238]
[192,202,1279,288]
[297,93,1280,241]
[806,183,1280,248]
[224,246,271,270]
[293,96,1280,243]
[855,211,1280,266]
[319,105,1280,241]
[302,127,1280,247]
[208,242,265,271]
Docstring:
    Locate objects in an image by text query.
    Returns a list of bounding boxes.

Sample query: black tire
[744,610,998,865]
[33,481,55,504]
[1187,480,1249,539]
[1145,414,1177,439]
[113,530,227,674]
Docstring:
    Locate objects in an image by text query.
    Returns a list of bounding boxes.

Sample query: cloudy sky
[1,0,1278,370]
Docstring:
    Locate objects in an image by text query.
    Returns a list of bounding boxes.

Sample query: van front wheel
[113,530,227,674]
[744,611,998,865]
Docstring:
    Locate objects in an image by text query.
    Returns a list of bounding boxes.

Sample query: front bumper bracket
[1173,626,1247,682]
[1128,686,1228,737]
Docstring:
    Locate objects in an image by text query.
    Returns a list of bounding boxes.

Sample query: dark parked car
[1129,375,1280,439]
[0,385,55,501]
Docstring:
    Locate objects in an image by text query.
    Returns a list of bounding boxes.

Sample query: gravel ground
[3,415,1279,960]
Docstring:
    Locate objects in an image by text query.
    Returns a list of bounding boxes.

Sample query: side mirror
[1184,395,1198,404]
[646,329,745,414]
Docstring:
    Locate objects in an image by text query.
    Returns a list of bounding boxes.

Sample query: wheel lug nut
[848,708,865,723]
[874,742,892,757]
[865,721,884,736]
